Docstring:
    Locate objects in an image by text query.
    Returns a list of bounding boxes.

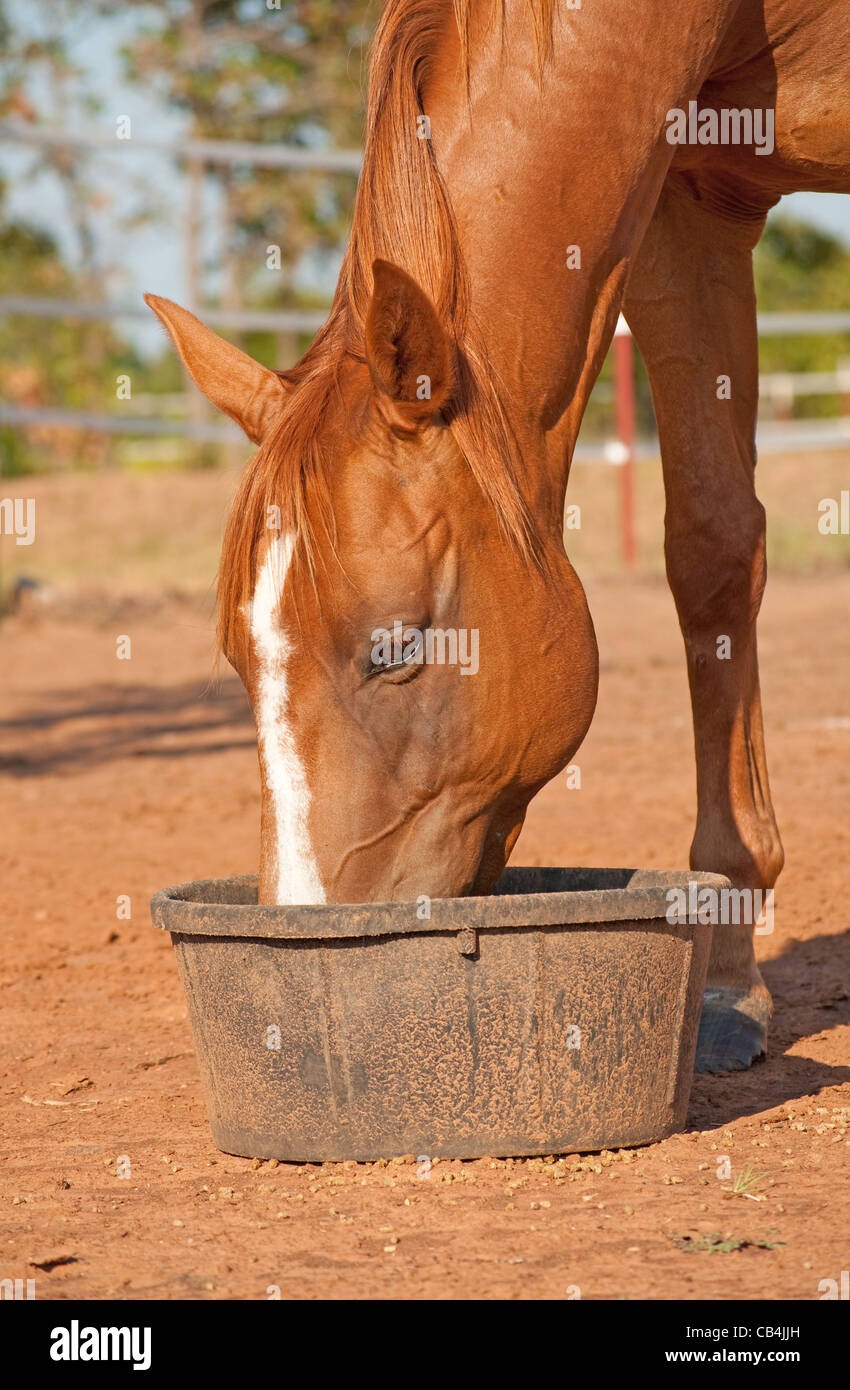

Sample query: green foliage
[757,215,850,292]
[0,0,379,472]
[755,214,850,389]
[0,210,139,475]
[110,0,377,316]
[2,2,850,471]
[583,214,850,441]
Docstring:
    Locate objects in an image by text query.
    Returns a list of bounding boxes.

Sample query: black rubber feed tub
[150,867,724,1161]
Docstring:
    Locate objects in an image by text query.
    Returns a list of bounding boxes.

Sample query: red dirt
[2,572,849,1300]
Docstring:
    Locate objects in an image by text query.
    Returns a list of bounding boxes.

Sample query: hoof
[695,986,771,1073]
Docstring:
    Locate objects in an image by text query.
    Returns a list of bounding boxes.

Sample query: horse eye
[396,631,423,665]
[368,625,425,677]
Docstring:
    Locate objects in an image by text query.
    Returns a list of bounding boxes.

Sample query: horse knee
[665,496,766,640]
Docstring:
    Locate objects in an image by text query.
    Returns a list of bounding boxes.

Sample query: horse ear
[365,259,454,430]
[144,294,287,444]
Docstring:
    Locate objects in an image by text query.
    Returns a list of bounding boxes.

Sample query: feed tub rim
[150,866,729,942]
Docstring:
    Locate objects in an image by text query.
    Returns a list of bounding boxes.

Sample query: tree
[754,214,850,395]
[111,0,376,340]
[0,197,135,474]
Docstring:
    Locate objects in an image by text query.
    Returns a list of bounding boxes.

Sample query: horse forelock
[217,0,550,656]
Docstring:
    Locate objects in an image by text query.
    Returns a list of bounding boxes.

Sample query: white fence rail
[2,124,849,459]
[4,293,850,341]
[0,294,328,336]
[0,121,363,173]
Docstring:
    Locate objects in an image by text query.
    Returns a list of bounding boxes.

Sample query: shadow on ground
[0,676,254,776]
[689,926,850,1128]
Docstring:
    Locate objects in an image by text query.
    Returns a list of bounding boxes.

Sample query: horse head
[146,260,598,903]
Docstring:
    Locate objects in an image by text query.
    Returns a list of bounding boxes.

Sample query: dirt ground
[2,553,849,1302]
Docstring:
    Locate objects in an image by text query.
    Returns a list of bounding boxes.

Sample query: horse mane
[218,0,555,654]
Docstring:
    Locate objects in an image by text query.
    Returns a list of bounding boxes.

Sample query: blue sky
[781,191,850,247]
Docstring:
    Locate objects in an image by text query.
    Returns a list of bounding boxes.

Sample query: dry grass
[566,448,850,576]
[0,448,848,602]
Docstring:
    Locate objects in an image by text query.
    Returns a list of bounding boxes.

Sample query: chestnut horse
[146,0,850,1071]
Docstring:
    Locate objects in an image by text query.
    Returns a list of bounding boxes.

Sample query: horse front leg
[624,176,784,1072]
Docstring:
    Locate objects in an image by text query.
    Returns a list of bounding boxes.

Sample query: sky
[781,191,850,247]
[2,3,849,357]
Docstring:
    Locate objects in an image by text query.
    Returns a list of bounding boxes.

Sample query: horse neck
[423,0,743,522]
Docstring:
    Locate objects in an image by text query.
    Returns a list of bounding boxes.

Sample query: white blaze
[248,534,325,904]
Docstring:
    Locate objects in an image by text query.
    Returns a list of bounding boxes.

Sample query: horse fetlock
[690,819,783,896]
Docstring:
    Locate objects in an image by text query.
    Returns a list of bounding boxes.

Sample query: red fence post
[613,314,636,569]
